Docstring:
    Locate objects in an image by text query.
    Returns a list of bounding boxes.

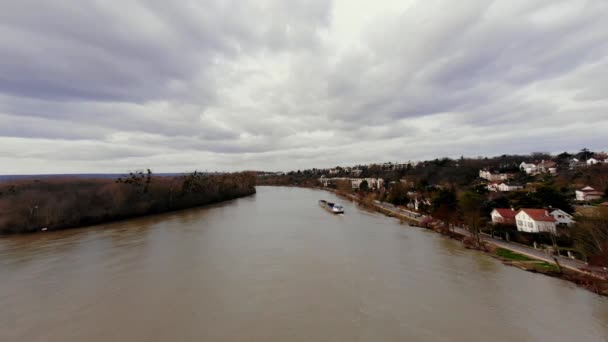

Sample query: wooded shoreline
[0,171,256,235]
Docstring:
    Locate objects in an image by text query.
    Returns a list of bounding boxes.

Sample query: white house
[515,209,557,233]
[537,160,557,174]
[351,169,363,177]
[319,177,352,188]
[575,186,604,201]
[490,208,517,225]
[569,158,585,170]
[587,158,600,166]
[520,161,558,175]
[479,170,512,181]
[549,209,575,227]
[487,182,500,192]
[366,178,384,190]
[350,178,363,189]
[497,183,524,192]
[350,178,384,191]
[520,162,538,175]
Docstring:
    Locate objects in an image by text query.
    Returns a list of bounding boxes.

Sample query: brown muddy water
[1,186,608,341]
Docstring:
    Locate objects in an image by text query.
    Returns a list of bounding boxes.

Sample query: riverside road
[364,196,606,278]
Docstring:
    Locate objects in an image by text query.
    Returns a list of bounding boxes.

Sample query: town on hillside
[258,149,608,267]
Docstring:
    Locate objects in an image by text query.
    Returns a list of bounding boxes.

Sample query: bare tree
[572,207,608,266]
[460,191,484,246]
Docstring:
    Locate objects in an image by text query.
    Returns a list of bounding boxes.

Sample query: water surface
[2,187,607,341]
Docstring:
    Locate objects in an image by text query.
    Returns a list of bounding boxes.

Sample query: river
[1,186,608,341]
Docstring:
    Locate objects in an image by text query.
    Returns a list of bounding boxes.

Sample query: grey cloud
[323,0,608,125]
[0,1,330,102]
[0,113,108,140]
[1,0,607,173]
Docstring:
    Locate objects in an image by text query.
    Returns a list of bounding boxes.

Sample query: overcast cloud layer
[1,0,607,174]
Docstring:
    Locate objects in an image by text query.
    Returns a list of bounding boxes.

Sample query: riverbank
[0,172,256,234]
[326,188,608,296]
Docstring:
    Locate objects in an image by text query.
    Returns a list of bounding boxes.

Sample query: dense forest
[0,171,256,234]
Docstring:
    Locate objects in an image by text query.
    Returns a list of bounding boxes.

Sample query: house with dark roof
[515,209,557,233]
[548,208,575,227]
[538,160,557,174]
[575,186,604,202]
[519,160,558,175]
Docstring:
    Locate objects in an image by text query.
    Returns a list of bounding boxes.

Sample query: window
[517,220,523,226]
[528,222,533,228]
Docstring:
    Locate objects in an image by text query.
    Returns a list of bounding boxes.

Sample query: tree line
[0,171,256,234]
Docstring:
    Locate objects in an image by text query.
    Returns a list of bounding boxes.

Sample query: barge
[319,200,344,214]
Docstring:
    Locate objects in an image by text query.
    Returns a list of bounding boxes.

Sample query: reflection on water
[1,187,607,342]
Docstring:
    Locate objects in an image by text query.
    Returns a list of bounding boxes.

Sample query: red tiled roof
[494,208,517,218]
[519,209,556,222]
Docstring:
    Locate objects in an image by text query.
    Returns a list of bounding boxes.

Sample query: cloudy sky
[1,0,607,174]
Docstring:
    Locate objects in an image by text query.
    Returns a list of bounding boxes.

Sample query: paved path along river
[1,187,608,341]
[371,198,605,276]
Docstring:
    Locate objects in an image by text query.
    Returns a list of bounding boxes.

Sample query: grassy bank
[490,246,608,294]
[495,248,535,261]
[494,248,561,272]
[0,171,256,234]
